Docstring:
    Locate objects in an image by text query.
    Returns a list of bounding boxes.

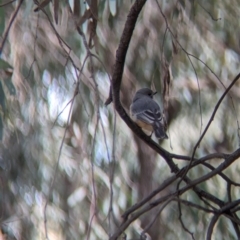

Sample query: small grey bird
[130,88,168,139]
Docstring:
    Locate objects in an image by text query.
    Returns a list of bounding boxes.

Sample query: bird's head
[135,88,157,98]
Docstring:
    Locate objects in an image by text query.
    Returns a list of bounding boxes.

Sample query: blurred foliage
[0,0,240,239]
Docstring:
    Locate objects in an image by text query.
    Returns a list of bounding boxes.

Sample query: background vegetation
[1,0,240,239]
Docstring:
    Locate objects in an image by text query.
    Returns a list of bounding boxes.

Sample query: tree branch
[206,214,220,240]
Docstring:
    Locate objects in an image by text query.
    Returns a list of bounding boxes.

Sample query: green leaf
[0,81,5,111]
[0,59,12,70]
[3,78,16,96]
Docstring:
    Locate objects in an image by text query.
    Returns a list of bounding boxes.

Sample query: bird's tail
[153,122,168,139]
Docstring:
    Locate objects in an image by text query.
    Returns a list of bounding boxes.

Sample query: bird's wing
[132,98,162,124]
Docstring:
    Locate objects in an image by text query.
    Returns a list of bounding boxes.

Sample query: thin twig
[44,86,77,239]
[178,199,195,239]
[141,197,175,235]
[122,174,178,220]
[189,72,240,172]
[175,198,215,213]
[108,109,118,236]
[0,0,16,7]
[0,0,24,54]
[198,2,221,21]
[206,214,220,240]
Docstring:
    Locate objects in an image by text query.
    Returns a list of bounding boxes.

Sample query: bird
[130,88,168,139]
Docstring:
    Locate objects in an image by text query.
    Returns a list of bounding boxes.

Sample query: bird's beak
[153,91,157,96]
